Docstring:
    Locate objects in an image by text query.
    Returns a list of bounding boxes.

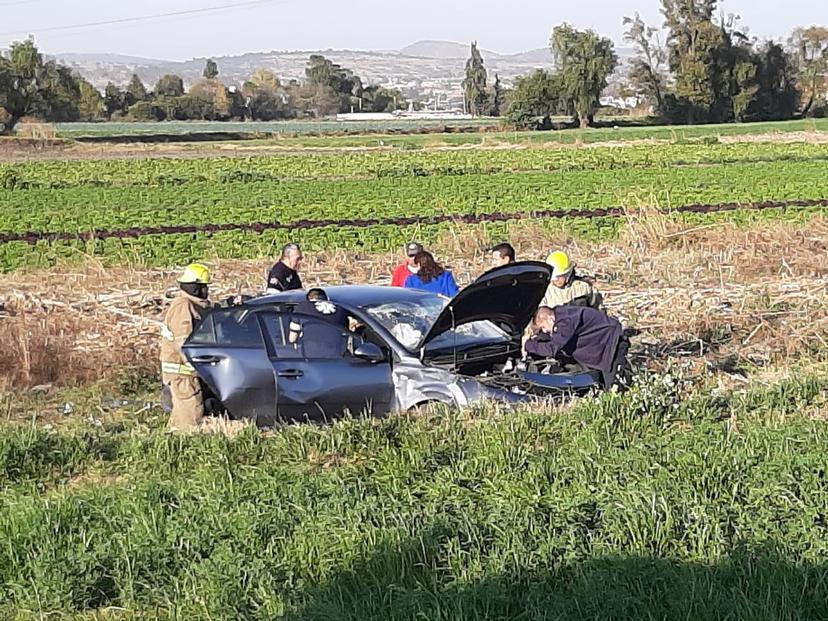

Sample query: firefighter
[543,251,603,310]
[160,263,213,432]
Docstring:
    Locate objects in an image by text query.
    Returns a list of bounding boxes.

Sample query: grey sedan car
[181,261,601,426]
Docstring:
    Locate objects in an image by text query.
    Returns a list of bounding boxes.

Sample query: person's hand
[521,330,532,359]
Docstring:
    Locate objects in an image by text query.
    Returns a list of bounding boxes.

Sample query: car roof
[246,285,440,309]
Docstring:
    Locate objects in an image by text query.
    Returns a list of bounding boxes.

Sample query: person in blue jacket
[403,250,459,297]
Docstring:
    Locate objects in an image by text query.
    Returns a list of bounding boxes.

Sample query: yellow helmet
[177,263,211,285]
[546,251,573,278]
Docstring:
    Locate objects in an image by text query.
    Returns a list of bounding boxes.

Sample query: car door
[183,308,278,426]
[259,312,394,423]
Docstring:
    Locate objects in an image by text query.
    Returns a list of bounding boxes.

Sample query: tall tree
[789,26,828,116]
[242,70,290,120]
[103,83,124,120]
[550,24,617,128]
[751,41,799,120]
[77,79,104,120]
[462,42,488,116]
[38,61,83,122]
[488,74,504,116]
[623,13,667,113]
[203,58,219,80]
[125,74,148,106]
[304,55,364,114]
[154,74,185,98]
[0,39,49,134]
[660,0,724,123]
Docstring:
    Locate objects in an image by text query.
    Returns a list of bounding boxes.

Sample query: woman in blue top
[403,251,460,297]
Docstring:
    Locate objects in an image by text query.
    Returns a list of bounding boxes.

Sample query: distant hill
[54,53,170,67]
[52,40,633,102]
[400,40,495,59]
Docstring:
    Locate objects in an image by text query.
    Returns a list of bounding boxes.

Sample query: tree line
[2,0,826,135]
[0,44,407,133]
[464,0,827,128]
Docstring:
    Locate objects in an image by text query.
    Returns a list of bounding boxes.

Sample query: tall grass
[1,373,827,619]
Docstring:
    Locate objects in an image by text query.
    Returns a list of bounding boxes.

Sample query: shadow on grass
[287,527,828,621]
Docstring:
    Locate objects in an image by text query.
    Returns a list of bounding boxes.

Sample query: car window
[188,314,216,345]
[262,314,349,359]
[203,309,264,348]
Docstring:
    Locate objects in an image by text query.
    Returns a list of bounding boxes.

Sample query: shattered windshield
[361,296,509,351]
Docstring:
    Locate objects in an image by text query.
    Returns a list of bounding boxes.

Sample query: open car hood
[420,261,552,348]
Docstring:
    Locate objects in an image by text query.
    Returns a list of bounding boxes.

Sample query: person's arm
[525,317,574,360]
[403,274,416,289]
[166,303,195,360]
[288,317,302,344]
[524,335,560,359]
[390,265,405,287]
[445,272,460,297]
[266,265,284,292]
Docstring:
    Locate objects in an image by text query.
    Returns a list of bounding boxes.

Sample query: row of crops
[54,118,499,138]
[1,142,827,271]
[4,142,828,189]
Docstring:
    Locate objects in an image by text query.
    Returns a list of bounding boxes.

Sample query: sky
[2,0,824,60]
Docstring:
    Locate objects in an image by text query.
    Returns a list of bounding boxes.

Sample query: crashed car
[179,261,602,426]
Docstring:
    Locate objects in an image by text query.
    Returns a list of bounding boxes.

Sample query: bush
[127,101,163,122]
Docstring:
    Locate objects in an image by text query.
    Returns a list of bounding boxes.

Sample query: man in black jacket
[266,243,304,293]
[523,305,629,389]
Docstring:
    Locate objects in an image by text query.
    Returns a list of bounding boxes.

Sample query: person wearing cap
[391,242,423,287]
[266,243,304,294]
[543,251,603,311]
[489,242,516,268]
[160,263,214,432]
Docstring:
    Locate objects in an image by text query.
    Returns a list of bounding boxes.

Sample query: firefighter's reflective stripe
[161,361,196,376]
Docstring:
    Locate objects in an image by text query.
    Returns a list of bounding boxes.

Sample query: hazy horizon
[3,0,824,61]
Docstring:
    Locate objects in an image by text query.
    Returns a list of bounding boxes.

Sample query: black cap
[405,242,423,257]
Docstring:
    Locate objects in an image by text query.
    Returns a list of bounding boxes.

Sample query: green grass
[1,371,827,619]
[2,141,828,270]
[49,118,828,148]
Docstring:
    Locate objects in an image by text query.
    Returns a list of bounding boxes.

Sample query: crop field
[2,139,828,271]
[1,121,828,619]
[53,118,501,139]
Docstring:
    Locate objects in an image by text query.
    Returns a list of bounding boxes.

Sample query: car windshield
[361,296,510,351]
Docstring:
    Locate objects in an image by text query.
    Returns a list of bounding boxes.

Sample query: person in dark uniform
[287,289,357,359]
[266,243,304,293]
[290,288,350,334]
[523,305,630,389]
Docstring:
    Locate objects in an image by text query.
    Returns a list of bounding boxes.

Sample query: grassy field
[1,369,827,620]
[1,120,827,619]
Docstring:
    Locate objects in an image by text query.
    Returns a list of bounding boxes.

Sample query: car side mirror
[353,342,384,363]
